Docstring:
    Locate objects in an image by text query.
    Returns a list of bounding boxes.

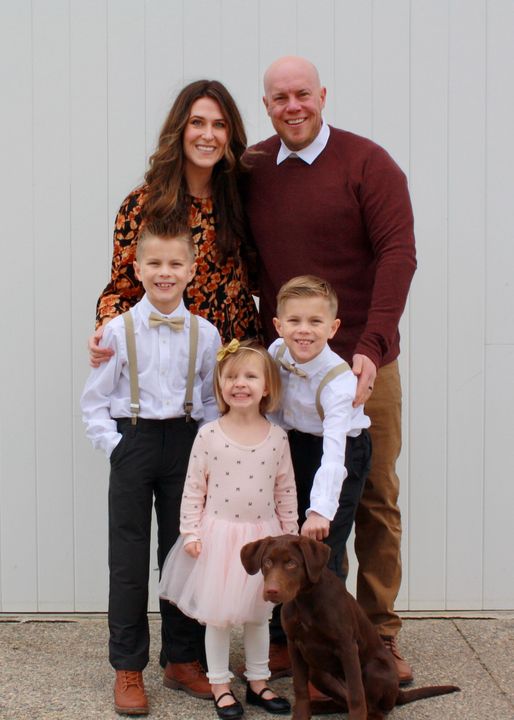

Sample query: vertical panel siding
[107,0,147,221]
[486,0,514,347]
[408,0,449,610]
[220,0,260,143]
[334,1,373,137]
[1,0,513,612]
[184,0,222,80]
[371,0,412,610]
[32,0,75,611]
[0,0,38,612]
[484,346,514,608]
[70,0,110,612]
[145,1,184,157]
[446,0,486,610]
[483,0,514,608]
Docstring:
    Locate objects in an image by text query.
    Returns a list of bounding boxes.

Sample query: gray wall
[1,0,513,612]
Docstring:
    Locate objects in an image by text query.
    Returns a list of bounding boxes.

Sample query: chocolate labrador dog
[241,535,459,720]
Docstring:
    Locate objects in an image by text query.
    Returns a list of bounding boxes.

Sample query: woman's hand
[88,326,114,368]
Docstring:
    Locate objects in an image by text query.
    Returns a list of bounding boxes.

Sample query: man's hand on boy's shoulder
[301,512,330,541]
[351,353,377,407]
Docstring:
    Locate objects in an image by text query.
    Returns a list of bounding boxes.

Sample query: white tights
[205,621,270,685]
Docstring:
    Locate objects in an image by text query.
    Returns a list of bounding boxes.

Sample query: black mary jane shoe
[245,684,291,715]
[214,690,244,720]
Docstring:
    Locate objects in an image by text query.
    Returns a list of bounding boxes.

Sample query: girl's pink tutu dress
[159,420,298,628]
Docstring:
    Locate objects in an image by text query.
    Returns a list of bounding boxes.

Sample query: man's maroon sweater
[244,127,417,369]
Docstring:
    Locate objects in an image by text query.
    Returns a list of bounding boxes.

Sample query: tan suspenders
[314,363,350,421]
[184,313,199,419]
[122,311,140,425]
[274,342,350,422]
[122,311,199,425]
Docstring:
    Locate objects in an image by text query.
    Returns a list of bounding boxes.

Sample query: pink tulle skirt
[159,514,282,628]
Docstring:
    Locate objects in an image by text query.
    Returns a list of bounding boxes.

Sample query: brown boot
[268,642,292,680]
[163,660,213,699]
[308,682,346,715]
[114,670,148,716]
[234,642,292,681]
[381,635,414,685]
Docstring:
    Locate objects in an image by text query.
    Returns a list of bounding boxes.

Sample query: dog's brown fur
[241,535,460,720]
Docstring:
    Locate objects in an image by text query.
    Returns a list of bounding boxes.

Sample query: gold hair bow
[216,338,240,362]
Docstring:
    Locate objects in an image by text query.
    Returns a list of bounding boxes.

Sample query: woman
[87,80,260,704]
[90,79,259,363]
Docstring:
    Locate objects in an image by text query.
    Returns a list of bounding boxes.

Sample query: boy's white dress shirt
[268,339,370,521]
[81,295,220,458]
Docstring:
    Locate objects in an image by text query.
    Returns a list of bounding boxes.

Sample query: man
[244,56,416,689]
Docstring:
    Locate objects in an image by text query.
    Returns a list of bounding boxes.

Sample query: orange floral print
[96,187,260,343]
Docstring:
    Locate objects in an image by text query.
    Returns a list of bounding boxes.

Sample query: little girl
[159,339,297,719]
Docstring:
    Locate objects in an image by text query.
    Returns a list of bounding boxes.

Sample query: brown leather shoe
[381,635,414,685]
[114,670,148,715]
[234,642,292,681]
[163,660,213,699]
[308,682,346,715]
[308,682,330,702]
[268,642,292,680]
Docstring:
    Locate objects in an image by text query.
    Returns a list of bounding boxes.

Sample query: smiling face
[263,56,326,151]
[219,352,269,415]
[273,295,340,364]
[133,234,196,315]
[182,96,229,175]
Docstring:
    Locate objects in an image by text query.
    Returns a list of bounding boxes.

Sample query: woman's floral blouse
[96,187,260,343]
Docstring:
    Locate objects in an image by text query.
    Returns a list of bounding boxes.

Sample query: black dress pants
[270,429,372,644]
[108,417,205,670]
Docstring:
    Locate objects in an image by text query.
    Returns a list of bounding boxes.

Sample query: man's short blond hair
[276,275,338,317]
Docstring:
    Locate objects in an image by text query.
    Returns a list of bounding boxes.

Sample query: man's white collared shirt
[276,120,330,165]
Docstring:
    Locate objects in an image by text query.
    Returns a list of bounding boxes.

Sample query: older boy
[81,223,220,715]
[268,276,372,673]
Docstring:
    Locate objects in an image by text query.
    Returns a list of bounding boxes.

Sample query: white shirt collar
[139,295,187,327]
[283,342,332,377]
[276,121,330,165]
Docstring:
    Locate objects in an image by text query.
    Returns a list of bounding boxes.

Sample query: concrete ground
[0,613,513,719]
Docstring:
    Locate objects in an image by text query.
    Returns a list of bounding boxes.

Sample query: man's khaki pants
[355,359,403,637]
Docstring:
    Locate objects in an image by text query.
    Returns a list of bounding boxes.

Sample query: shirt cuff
[307,461,346,521]
[104,432,123,459]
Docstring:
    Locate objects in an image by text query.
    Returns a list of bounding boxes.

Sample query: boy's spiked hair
[276,275,338,317]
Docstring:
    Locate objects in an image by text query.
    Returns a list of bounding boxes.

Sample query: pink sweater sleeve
[179,434,208,546]
[274,436,299,535]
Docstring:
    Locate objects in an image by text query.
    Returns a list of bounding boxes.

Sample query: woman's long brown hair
[142,80,248,261]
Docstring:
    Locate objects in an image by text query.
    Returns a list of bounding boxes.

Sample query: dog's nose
[264,587,280,602]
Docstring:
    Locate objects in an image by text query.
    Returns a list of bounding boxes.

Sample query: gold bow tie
[279,358,307,378]
[148,312,185,331]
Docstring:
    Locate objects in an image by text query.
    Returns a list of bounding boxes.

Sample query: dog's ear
[298,536,331,584]
[240,537,271,575]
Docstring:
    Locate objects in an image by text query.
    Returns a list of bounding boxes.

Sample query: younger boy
[81,223,220,715]
[268,275,372,667]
